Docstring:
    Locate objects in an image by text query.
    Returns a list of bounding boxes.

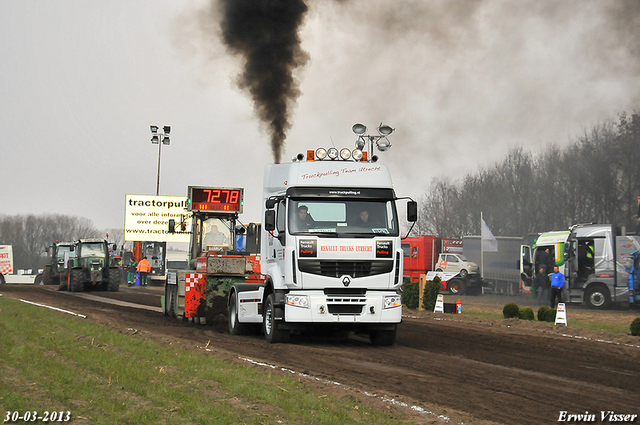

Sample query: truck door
[520,245,533,286]
[263,200,288,273]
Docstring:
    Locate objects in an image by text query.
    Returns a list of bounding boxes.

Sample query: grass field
[0,297,411,425]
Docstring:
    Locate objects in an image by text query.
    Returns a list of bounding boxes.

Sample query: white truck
[228,146,417,345]
[0,245,13,284]
[521,224,640,309]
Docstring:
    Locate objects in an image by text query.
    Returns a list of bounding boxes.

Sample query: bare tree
[418,110,640,238]
[0,214,101,270]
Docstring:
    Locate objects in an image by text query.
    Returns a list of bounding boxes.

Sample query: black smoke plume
[218,0,309,164]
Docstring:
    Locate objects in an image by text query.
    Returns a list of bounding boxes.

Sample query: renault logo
[341,275,352,287]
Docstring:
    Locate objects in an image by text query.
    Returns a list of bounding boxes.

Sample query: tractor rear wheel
[107,268,121,292]
[69,269,84,292]
[43,265,53,285]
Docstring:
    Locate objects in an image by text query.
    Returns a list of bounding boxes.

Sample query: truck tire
[69,269,84,292]
[435,268,443,272]
[448,278,466,295]
[460,269,468,278]
[370,325,397,346]
[164,284,177,318]
[263,294,289,343]
[0,274,5,285]
[43,265,53,285]
[585,285,611,309]
[107,268,121,292]
[228,291,251,335]
[34,274,44,285]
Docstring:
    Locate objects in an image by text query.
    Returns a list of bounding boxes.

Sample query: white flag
[481,218,498,252]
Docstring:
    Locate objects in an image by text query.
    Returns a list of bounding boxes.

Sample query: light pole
[150,125,170,196]
[352,123,394,162]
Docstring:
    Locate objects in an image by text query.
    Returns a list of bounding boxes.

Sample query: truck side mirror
[247,223,256,237]
[266,198,277,209]
[407,201,418,222]
[265,210,276,231]
[168,219,175,234]
[235,227,246,235]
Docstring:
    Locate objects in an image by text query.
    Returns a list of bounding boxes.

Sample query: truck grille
[325,291,367,315]
[298,260,393,278]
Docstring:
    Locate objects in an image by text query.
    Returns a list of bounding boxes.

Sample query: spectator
[539,248,552,274]
[536,267,550,306]
[136,256,151,287]
[550,265,565,308]
[127,256,137,286]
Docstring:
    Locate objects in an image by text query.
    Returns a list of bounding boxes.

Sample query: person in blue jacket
[550,265,565,308]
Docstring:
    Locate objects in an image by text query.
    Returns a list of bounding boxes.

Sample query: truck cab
[240,150,417,345]
[563,224,640,309]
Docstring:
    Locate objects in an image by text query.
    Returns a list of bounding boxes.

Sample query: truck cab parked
[564,224,640,309]
[521,224,640,309]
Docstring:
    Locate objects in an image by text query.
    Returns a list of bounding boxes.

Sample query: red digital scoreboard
[187,186,244,214]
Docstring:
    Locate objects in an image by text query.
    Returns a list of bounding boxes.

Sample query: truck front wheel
[370,325,397,346]
[263,294,289,343]
[585,285,611,309]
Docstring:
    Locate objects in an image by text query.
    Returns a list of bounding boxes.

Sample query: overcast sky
[1,1,639,233]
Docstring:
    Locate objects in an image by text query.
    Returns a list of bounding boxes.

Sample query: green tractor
[39,241,75,286]
[62,239,121,292]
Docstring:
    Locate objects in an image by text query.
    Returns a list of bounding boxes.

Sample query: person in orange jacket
[136,256,151,286]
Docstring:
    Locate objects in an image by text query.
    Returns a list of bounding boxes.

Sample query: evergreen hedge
[630,317,640,336]
[518,306,534,321]
[503,303,519,318]
[423,276,441,311]
[401,278,419,309]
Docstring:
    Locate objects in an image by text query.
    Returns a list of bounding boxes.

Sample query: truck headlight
[384,295,402,309]
[286,294,309,308]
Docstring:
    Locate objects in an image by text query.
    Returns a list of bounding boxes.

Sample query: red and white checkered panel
[184,273,206,318]
[0,263,12,275]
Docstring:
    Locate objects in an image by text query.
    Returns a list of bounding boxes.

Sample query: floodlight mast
[150,125,171,195]
[352,123,394,162]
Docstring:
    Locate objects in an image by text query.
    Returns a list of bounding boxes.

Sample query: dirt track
[1,284,639,424]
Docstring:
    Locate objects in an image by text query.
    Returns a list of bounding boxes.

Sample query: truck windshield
[289,199,398,236]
